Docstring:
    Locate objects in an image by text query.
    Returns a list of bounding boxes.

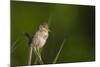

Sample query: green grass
[11,1,95,66]
[53,39,66,64]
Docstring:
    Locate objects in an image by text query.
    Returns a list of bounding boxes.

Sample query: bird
[32,23,49,48]
[24,23,49,65]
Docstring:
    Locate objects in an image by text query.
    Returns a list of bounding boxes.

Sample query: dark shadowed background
[11,1,95,66]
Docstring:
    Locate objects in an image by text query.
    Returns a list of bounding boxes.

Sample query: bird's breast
[32,31,48,48]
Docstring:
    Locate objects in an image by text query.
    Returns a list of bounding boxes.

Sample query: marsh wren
[25,23,49,48]
[31,23,49,49]
[24,23,49,65]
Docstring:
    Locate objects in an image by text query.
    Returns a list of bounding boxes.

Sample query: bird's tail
[24,32,31,39]
[24,32,32,46]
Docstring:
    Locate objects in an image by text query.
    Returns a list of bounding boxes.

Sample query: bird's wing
[24,32,31,39]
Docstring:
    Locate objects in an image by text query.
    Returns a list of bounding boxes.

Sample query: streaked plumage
[31,23,49,48]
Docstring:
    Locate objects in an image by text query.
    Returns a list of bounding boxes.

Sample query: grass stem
[28,46,33,65]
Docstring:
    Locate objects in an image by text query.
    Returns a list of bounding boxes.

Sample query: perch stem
[28,46,33,65]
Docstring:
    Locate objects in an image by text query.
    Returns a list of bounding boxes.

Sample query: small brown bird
[32,23,49,48]
[24,23,49,65]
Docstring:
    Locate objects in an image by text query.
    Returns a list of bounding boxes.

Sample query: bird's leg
[37,47,42,62]
[37,47,41,57]
[33,47,43,64]
[34,48,40,64]
[34,48,43,64]
[36,47,43,64]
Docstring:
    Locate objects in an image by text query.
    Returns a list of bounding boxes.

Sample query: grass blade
[53,39,66,64]
[11,39,19,53]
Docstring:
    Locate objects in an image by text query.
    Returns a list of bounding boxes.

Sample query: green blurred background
[11,1,95,66]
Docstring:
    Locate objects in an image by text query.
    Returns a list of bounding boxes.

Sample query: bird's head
[39,23,50,33]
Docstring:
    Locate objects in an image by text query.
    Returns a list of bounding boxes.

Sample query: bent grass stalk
[33,47,44,64]
[28,46,43,65]
[53,39,66,64]
[34,48,43,64]
[34,58,38,64]
[11,39,19,53]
